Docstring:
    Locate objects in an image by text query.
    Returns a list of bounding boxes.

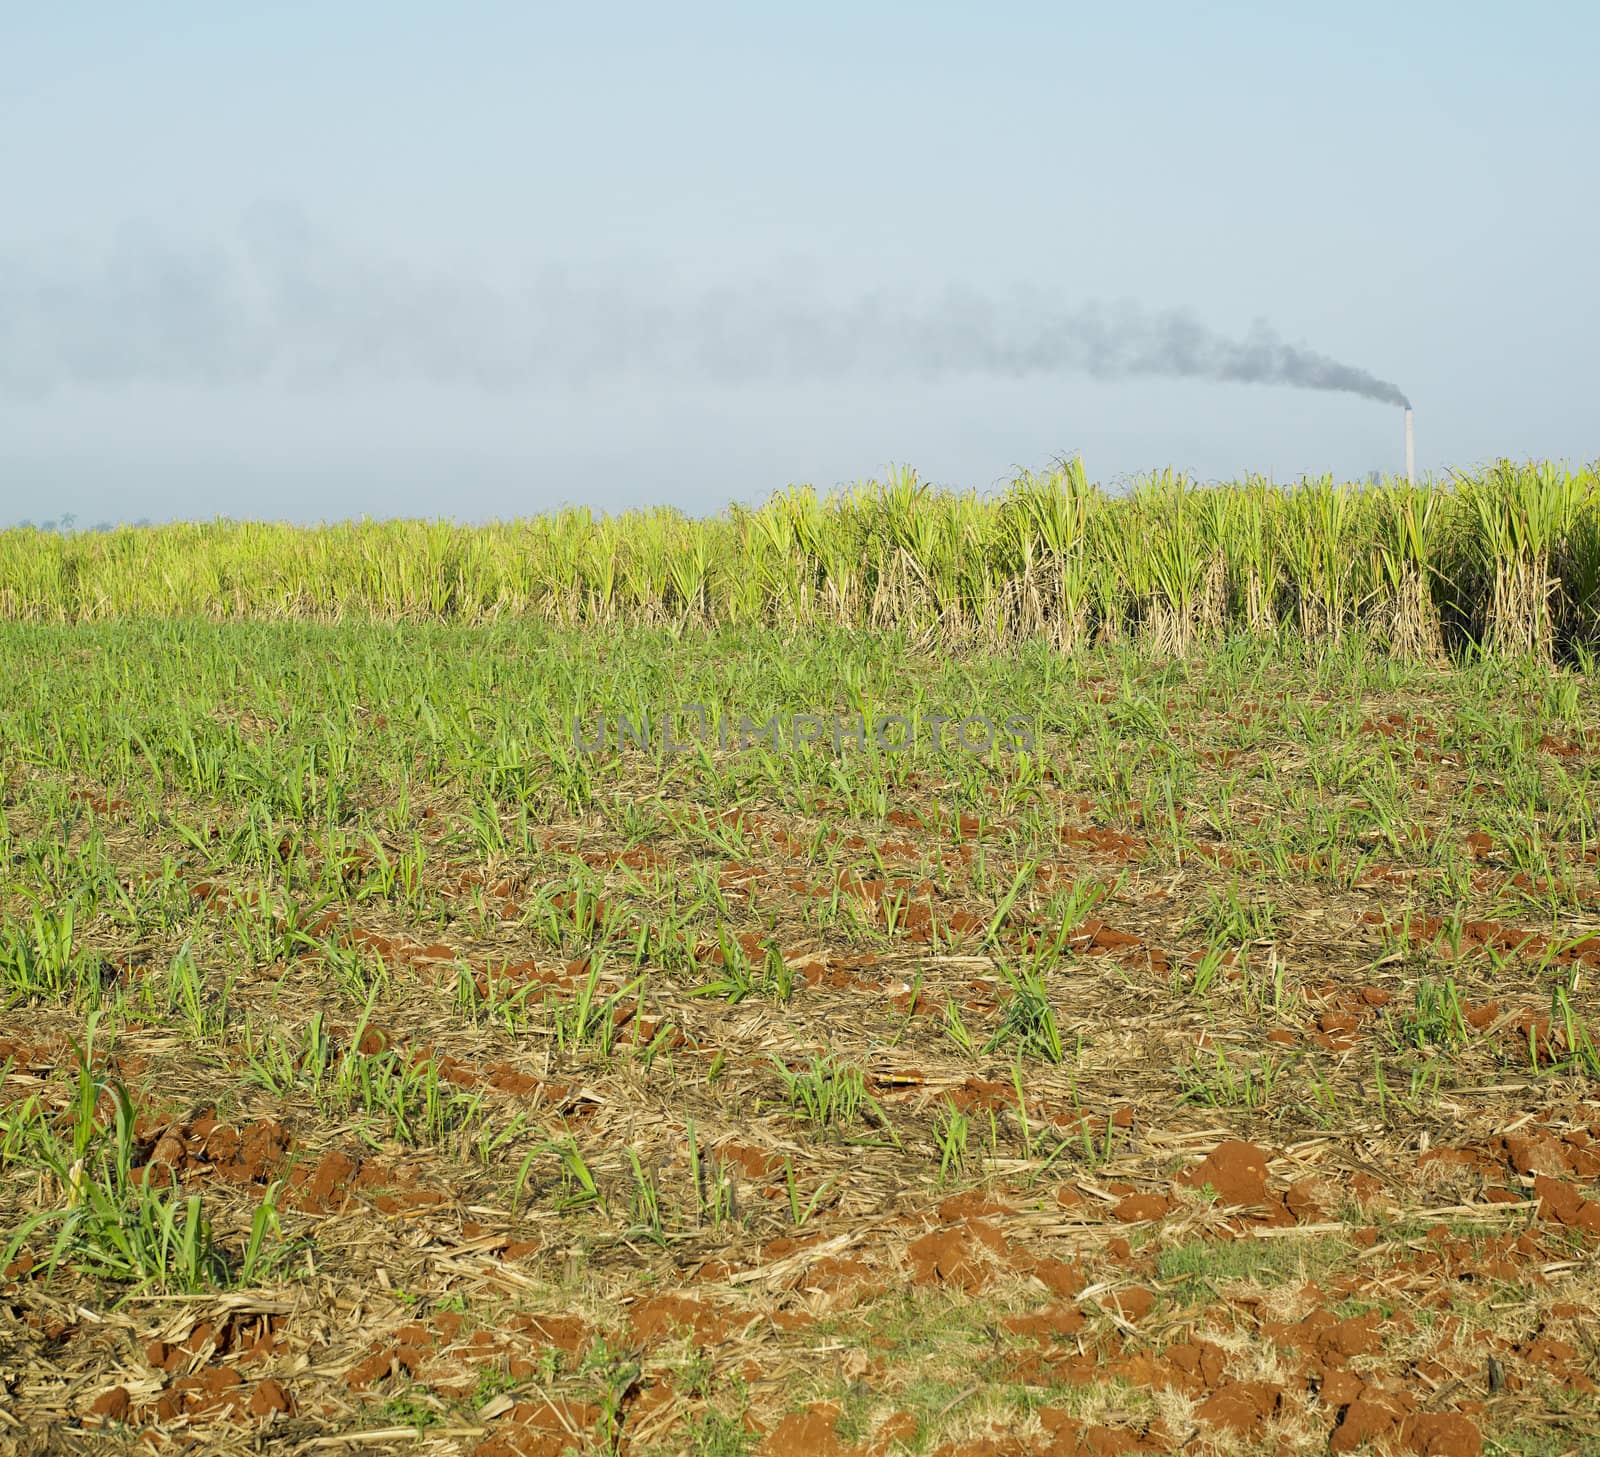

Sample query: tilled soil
[3,634,1599,1456]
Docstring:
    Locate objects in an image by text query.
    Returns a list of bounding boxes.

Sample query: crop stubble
[0,621,1598,1456]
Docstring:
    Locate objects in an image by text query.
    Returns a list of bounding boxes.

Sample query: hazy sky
[2,2,1595,526]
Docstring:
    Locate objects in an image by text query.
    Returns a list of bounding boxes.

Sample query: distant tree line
[13,513,152,532]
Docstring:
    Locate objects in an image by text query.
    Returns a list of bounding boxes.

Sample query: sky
[2,1,1596,526]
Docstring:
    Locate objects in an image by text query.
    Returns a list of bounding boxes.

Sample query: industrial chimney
[1404,408,1415,487]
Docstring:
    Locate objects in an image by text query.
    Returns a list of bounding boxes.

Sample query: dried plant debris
[2,620,1599,1455]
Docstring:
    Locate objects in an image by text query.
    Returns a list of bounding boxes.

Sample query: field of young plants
[3,462,1600,1457]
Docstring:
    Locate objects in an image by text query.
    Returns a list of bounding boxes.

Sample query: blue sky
[2,2,1595,525]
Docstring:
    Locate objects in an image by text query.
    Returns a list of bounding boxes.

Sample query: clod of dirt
[1401,1412,1483,1457]
[248,1379,294,1418]
[508,1312,590,1354]
[1271,1308,1384,1366]
[906,1220,1009,1290]
[1533,1175,1600,1232]
[343,1344,422,1390]
[1113,1192,1172,1222]
[1179,1140,1271,1206]
[1162,1340,1227,1391]
[760,1403,853,1456]
[1330,1398,1404,1453]
[89,1387,131,1422]
[1193,1381,1282,1432]
[1284,1179,1325,1221]
[1105,1287,1155,1322]
[1003,1305,1086,1340]
[1324,1388,1427,1457]
[1498,1133,1574,1177]
[290,1149,361,1213]
[936,1190,1014,1221]
[1028,1256,1086,1298]
[172,1363,245,1418]
[869,1410,919,1454]
[476,1399,604,1457]
[628,1293,735,1347]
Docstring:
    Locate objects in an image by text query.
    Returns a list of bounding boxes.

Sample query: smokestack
[1404,408,1415,486]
